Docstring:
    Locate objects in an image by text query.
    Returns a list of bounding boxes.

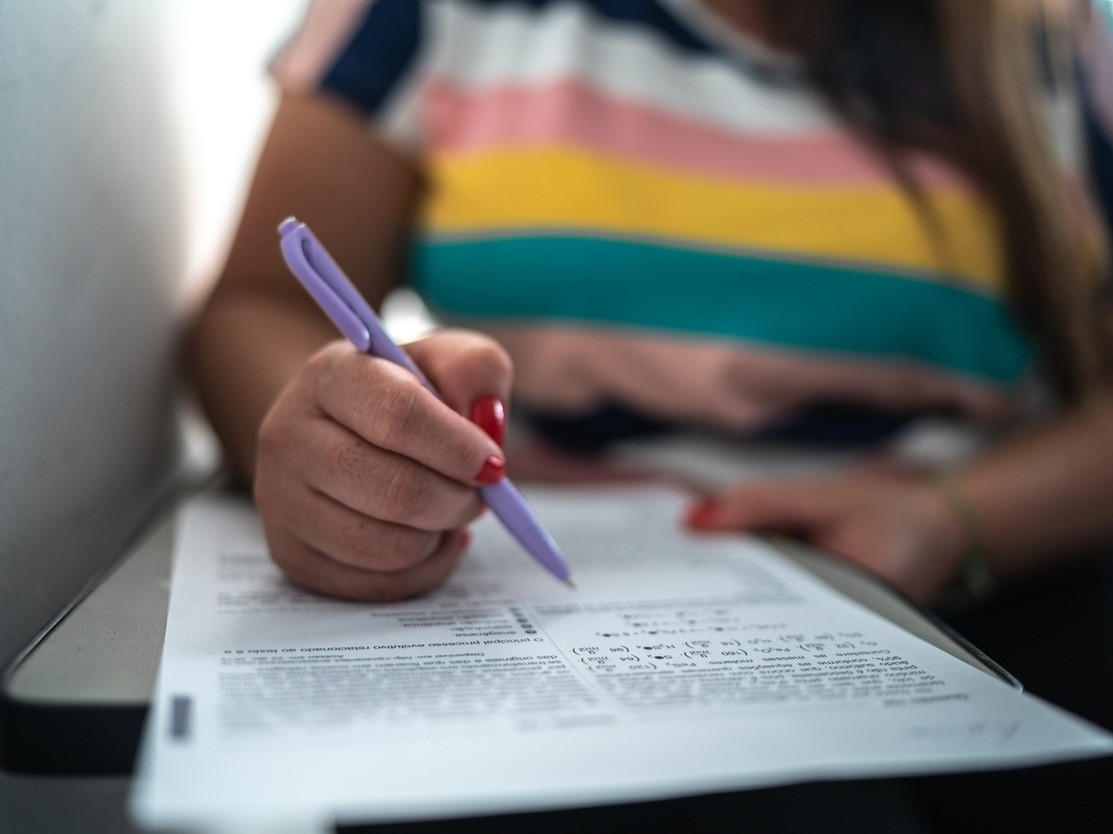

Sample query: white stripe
[376,39,429,153]
[426,0,837,136]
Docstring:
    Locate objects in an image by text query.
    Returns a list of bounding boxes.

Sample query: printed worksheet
[132,486,1113,832]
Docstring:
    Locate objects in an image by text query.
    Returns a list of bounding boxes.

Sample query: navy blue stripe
[489,0,804,84]
[320,0,423,115]
[318,0,791,114]
[461,0,713,57]
[457,0,795,83]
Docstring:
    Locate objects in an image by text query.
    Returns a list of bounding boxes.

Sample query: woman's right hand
[253,330,513,601]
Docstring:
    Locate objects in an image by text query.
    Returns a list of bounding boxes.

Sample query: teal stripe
[414,236,1033,384]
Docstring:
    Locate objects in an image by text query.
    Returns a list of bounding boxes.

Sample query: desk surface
[909,557,1113,832]
[1,489,1012,748]
[2,491,1111,832]
[6,519,172,706]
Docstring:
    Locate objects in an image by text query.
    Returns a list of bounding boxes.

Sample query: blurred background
[2,3,1112,832]
[0,3,304,831]
[0,0,307,675]
[168,0,308,303]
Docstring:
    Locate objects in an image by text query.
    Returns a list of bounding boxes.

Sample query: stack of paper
[132,486,1113,832]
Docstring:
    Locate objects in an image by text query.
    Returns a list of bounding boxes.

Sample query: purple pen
[277,217,573,585]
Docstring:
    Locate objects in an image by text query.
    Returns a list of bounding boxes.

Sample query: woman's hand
[684,474,967,603]
[254,330,512,601]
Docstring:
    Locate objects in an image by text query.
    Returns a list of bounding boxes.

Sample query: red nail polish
[475,455,506,486]
[469,396,506,447]
[684,499,721,528]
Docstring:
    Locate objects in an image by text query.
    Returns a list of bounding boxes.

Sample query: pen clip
[277,218,571,583]
[278,217,434,389]
[278,218,374,353]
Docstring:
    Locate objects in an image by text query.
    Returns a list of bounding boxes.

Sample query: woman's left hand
[684,474,967,603]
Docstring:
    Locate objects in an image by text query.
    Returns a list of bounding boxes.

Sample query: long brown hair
[765,0,1112,403]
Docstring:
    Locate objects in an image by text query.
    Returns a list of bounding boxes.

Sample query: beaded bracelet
[926,474,995,598]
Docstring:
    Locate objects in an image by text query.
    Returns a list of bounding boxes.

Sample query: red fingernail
[469,396,506,447]
[684,499,721,528]
[475,455,506,486]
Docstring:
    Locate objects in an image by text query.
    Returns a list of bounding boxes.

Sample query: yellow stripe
[424,148,1004,290]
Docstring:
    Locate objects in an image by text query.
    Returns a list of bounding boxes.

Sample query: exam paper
[132,486,1113,832]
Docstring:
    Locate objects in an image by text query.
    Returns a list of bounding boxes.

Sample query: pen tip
[564,576,577,589]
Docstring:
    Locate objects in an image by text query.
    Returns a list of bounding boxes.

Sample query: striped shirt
[273,0,1103,446]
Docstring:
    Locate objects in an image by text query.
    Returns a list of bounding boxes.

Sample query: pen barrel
[480,479,570,582]
[279,218,569,583]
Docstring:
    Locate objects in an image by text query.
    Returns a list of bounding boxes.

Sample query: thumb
[684,481,840,533]
[404,330,514,442]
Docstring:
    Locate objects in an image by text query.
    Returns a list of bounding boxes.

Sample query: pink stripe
[424,78,971,189]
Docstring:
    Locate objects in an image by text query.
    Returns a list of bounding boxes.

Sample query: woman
[190,0,1113,604]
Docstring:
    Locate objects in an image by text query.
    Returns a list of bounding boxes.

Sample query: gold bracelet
[926,475,994,598]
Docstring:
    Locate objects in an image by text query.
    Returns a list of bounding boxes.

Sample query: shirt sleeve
[270,0,428,153]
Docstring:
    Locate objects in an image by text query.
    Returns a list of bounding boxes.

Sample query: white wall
[165,0,307,303]
[0,0,305,668]
[0,5,309,829]
[0,0,184,668]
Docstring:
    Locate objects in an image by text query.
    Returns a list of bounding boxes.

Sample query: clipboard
[0,481,1018,776]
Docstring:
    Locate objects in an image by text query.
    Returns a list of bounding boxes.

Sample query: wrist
[920,473,994,598]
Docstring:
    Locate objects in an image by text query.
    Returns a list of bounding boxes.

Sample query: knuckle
[448,438,482,480]
[302,347,331,379]
[252,475,277,519]
[381,463,434,524]
[326,433,365,482]
[376,525,436,571]
[257,408,295,457]
[252,462,293,527]
[263,532,309,583]
[369,377,422,453]
[308,342,361,404]
[309,339,351,371]
[304,345,343,391]
[279,559,330,598]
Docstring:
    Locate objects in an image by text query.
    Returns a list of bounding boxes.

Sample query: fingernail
[475,455,506,486]
[684,499,721,528]
[469,396,506,447]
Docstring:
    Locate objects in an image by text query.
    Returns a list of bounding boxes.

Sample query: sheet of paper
[132,486,1113,832]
